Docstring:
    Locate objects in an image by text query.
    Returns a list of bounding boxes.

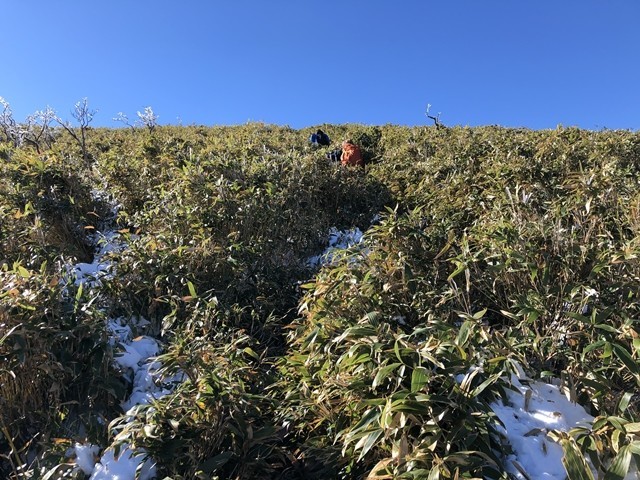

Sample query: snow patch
[307,227,364,267]
[69,231,128,288]
[492,376,593,479]
[73,443,100,475]
[90,445,156,480]
[67,226,180,479]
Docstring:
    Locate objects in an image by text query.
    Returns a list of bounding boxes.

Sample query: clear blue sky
[2,1,639,130]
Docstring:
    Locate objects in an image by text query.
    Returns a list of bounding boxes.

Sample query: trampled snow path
[307,227,364,267]
[66,229,177,479]
[69,231,125,288]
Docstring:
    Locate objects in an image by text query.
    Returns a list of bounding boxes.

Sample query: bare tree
[136,106,158,132]
[55,98,96,161]
[23,107,56,153]
[425,103,444,129]
[0,97,20,146]
[113,112,136,131]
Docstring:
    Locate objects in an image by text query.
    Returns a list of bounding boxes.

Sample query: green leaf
[411,366,430,393]
[389,399,433,415]
[617,392,634,415]
[604,445,632,480]
[354,429,383,461]
[607,416,627,432]
[471,372,501,398]
[456,320,473,348]
[624,423,640,434]
[334,326,377,343]
[577,337,600,355]
[560,435,595,480]
[594,323,619,333]
[200,451,234,473]
[394,339,403,363]
[338,352,371,369]
[349,408,381,435]
[17,265,30,279]
[447,260,467,281]
[472,308,487,320]
[243,347,260,360]
[612,343,640,376]
[373,362,402,389]
[187,280,198,298]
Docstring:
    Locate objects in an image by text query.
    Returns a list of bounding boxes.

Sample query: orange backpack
[340,143,364,167]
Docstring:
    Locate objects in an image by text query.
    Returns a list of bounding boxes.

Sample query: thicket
[1,121,639,479]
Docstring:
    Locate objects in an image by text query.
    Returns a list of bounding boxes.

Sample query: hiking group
[309,129,364,169]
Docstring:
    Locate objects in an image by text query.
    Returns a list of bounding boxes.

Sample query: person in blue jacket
[309,129,331,146]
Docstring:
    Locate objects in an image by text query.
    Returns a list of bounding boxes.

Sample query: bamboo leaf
[612,343,640,376]
[354,429,383,461]
[427,463,441,480]
[187,280,197,298]
[456,320,473,348]
[560,435,595,480]
[373,363,402,389]
[447,260,467,281]
[624,423,640,434]
[17,265,30,279]
[604,445,632,480]
[411,366,430,393]
[200,451,234,473]
[617,392,634,415]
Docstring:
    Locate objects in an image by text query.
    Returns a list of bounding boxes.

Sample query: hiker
[340,139,364,168]
[310,129,331,147]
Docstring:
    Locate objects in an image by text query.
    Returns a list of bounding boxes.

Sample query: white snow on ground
[492,375,639,479]
[89,445,156,480]
[65,229,177,479]
[307,227,364,267]
[73,444,100,475]
[108,321,175,411]
[491,376,593,479]
[69,231,129,288]
[85,318,177,479]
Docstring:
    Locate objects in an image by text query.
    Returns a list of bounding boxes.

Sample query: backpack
[341,143,364,167]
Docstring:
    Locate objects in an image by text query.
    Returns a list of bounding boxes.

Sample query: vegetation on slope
[1,121,639,478]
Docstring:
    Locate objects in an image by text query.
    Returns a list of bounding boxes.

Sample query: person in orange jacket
[340,139,364,168]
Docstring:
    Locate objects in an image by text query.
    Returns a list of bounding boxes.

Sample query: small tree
[136,106,158,132]
[23,107,56,153]
[113,112,135,131]
[0,97,19,146]
[425,103,444,129]
[55,98,96,162]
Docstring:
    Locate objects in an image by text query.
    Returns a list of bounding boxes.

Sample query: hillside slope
[1,124,640,479]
